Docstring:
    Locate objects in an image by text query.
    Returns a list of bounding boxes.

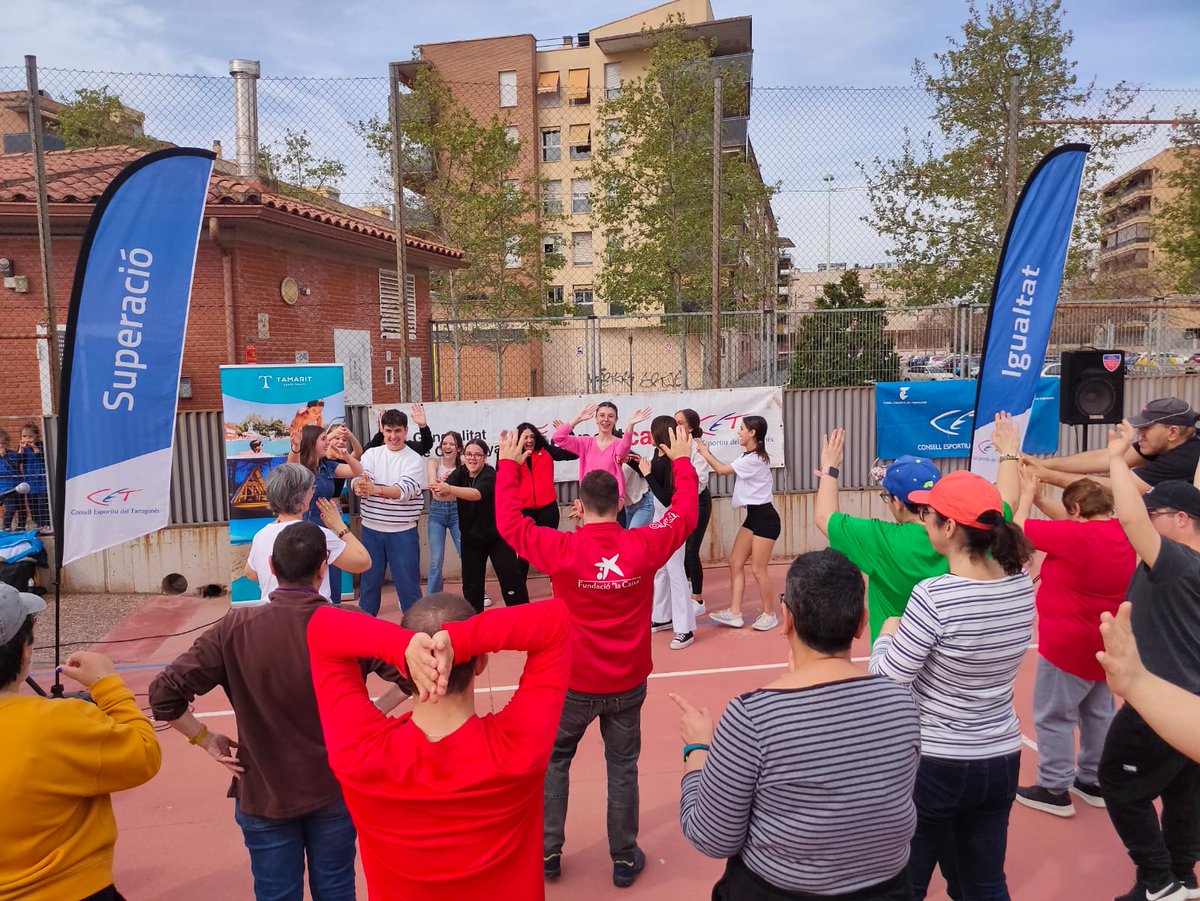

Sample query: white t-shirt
[246,519,346,601]
[690,448,713,492]
[731,453,773,508]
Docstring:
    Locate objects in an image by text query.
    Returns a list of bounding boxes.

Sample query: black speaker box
[1059,350,1125,425]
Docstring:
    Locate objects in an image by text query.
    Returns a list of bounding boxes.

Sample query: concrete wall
[55,489,893,594]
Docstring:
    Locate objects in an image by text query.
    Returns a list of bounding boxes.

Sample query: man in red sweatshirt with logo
[308,594,570,900]
[494,424,698,888]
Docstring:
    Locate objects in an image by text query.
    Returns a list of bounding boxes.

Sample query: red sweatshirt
[495,456,698,694]
[307,600,570,901]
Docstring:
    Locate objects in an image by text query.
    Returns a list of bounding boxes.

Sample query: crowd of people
[3,395,1200,901]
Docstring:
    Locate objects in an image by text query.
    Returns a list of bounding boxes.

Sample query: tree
[358,68,562,398]
[1155,122,1200,293]
[258,129,346,199]
[588,21,777,318]
[788,271,900,388]
[56,87,158,150]
[863,0,1140,306]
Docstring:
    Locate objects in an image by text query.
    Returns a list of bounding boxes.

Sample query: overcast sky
[7,0,1197,86]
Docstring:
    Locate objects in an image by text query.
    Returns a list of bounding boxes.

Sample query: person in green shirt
[814,417,1024,641]
[814,430,946,640]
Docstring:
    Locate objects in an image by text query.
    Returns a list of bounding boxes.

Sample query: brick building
[0,145,465,427]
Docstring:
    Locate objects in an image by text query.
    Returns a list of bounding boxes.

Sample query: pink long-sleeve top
[551,423,633,496]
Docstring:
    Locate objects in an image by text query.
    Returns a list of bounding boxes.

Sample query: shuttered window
[380,268,417,340]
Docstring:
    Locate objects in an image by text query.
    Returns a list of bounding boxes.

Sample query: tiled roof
[0,145,464,260]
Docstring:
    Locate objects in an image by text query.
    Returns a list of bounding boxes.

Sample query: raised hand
[575,404,599,426]
[567,499,584,522]
[1018,461,1039,499]
[820,428,845,472]
[661,424,693,461]
[405,631,454,702]
[62,651,117,688]
[552,419,567,431]
[410,403,427,428]
[628,407,653,429]
[1108,420,1136,460]
[497,429,530,465]
[1096,602,1146,700]
[668,692,714,745]
[316,497,345,532]
[993,412,1020,456]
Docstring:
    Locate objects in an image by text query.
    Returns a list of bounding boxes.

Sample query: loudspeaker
[1059,350,1125,425]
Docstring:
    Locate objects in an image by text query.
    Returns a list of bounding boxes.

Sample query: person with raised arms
[552,401,651,525]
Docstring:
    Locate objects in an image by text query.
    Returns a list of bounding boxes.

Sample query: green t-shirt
[826,513,949,641]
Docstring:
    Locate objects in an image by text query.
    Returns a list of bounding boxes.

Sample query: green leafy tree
[258,129,347,200]
[56,87,158,150]
[1155,122,1200,293]
[588,21,777,318]
[863,0,1140,306]
[788,271,900,388]
[358,68,563,397]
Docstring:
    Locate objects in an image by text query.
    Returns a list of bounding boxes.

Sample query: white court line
[194,644,1041,722]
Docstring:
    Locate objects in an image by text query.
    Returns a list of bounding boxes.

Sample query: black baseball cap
[1143,480,1200,519]
[1128,398,1198,428]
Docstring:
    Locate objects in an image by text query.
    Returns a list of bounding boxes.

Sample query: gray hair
[266,463,316,516]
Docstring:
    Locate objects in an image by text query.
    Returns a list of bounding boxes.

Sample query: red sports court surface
[34,563,1131,899]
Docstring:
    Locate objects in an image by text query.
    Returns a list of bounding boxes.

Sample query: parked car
[953,354,982,377]
[1185,352,1200,374]
[1040,360,1061,377]
[1128,351,1184,373]
[906,354,930,373]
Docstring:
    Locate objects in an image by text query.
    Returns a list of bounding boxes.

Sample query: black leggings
[713,855,912,900]
[684,488,712,596]
[462,533,529,613]
[517,504,559,580]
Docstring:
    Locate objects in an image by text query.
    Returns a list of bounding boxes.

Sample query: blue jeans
[909,752,1020,901]
[233,799,357,901]
[545,681,646,860]
[426,499,461,595]
[359,525,421,616]
[624,491,654,529]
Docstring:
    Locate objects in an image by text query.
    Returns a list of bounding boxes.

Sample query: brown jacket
[149,588,406,818]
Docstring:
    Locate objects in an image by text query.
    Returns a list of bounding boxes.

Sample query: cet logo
[704,412,748,434]
[930,409,975,437]
[594,554,625,581]
[86,488,143,506]
[1102,353,1122,372]
[899,386,911,400]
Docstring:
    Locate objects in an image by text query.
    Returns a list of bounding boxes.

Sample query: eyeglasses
[917,506,935,522]
[1147,509,1178,519]
[463,452,486,460]
[878,491,893,502]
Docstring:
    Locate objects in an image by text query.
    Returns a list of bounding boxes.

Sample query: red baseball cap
[907,470,1003,530]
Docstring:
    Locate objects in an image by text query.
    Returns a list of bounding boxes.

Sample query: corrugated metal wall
[40,376,1200,527]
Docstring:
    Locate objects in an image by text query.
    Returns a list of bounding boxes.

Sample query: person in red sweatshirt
[493,424,699,888]
[307,594,570,901]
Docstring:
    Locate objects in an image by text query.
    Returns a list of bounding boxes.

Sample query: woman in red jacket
[514,422,578,580]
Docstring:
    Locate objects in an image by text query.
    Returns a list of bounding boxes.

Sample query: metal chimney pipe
[229,59,261,180]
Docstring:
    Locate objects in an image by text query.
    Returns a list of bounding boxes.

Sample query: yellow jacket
[0,674,162,901]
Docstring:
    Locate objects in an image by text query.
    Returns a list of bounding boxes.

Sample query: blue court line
[31,662,168,679]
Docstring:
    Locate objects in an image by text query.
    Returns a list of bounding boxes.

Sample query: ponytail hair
[743,415,770,464]
[969,510,1034,575]
[676,408,703,439]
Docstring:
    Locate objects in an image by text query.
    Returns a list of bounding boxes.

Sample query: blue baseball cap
[881,455,941,504]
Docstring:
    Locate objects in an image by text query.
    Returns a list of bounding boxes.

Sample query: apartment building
[1097,148,1184,288]
[0,89,146,155]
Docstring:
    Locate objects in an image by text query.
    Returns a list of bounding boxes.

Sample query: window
[604,118,623,152]
[571,178,591,214]
[604,62,622,99]
[537,71,560,108]
[379,269,417,340]
[568,124,591,161]
[542,180,562,214]
[499,70,517,108]
[546,285,564,309]
[566,68,590,105]
[504,125,518,144]
[541,128,561,162]
[543,234,563,258]
[571,231,593,266]
[505,236,521,269]
[608,301,626,316]
[573,286,594,315]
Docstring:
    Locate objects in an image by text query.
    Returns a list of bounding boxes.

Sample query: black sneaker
[612,847,645,888]
[1070,778,1106,808]
[1015,784,1074,818]
[1113,880,1187,901]
[543,853,561,880]
[650,620,673,633]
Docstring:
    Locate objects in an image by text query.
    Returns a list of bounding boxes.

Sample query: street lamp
[823,174,835,271]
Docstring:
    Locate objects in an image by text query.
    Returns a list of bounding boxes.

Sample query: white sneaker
[709,609,744,628]
[483,593,493,608]
[752,613,779,631]
[669,632,694,650]
[693,597,707,615]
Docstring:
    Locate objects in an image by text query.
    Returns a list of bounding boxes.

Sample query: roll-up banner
[57,148,215,567]
[970,144,1089,482]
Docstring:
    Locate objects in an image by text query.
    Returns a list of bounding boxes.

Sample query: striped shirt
[680,676,920,895]
[356,445,425,532]
[869,572,1035,760]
